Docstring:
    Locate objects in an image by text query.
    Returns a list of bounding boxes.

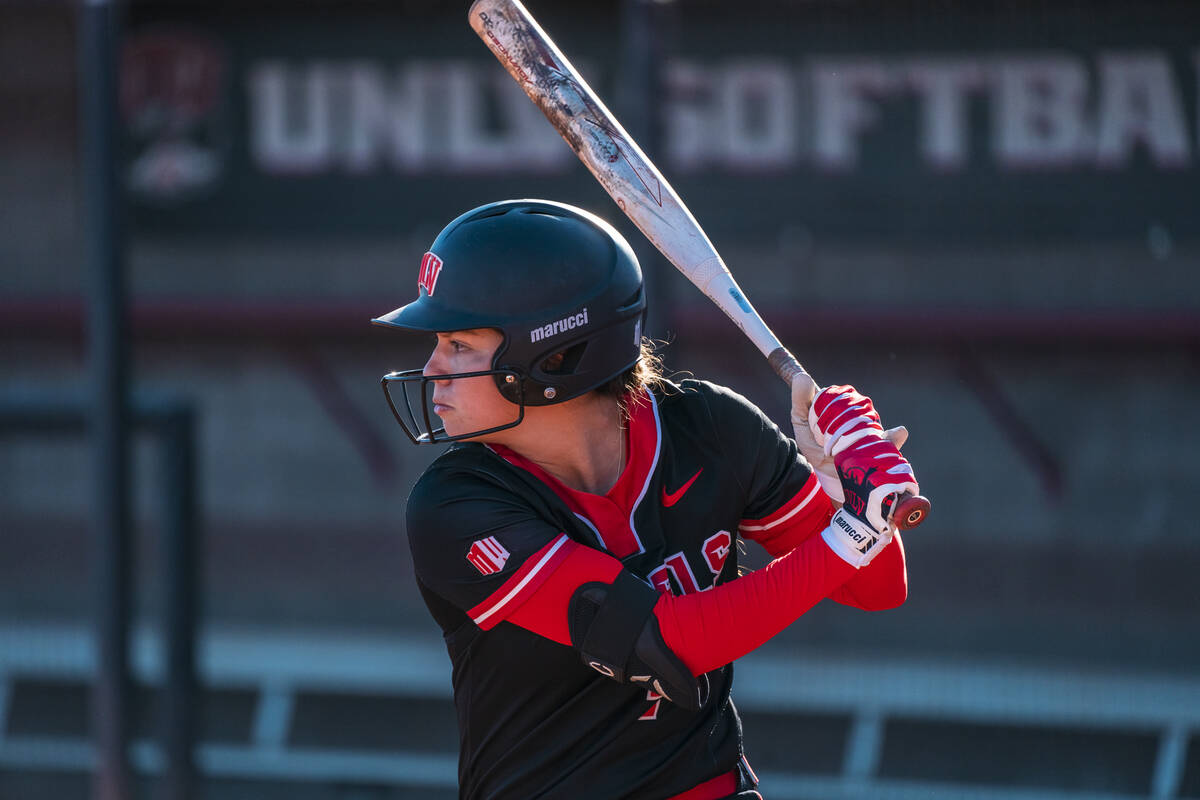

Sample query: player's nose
[422,348,452,382]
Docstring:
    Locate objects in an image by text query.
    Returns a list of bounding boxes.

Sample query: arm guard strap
[568,570,701,711]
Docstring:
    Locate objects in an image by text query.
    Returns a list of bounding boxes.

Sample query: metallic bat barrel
[468,0,792,368]
[468,0,928,530]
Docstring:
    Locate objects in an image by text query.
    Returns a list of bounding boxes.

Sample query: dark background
[2,1,1199,798]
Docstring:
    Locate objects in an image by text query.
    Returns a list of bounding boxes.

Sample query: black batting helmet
[372,199,646,444]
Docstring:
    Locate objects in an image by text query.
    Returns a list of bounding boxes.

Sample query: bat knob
[892,492,930,530]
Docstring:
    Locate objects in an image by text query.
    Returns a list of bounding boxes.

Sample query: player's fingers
[791,373,817,411]
[884,425,909,450]
[868,481,919,532]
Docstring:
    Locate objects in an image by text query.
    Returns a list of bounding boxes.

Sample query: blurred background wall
[1,0,1199,798]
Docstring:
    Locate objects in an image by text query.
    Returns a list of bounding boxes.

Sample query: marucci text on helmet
[530,308,589,343]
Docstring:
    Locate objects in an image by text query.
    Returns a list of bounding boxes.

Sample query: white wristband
[821,508,893,569]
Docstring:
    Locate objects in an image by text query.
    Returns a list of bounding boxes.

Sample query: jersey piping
[468,533,573,629]
[738,477,824,532]
[487,389,662,559]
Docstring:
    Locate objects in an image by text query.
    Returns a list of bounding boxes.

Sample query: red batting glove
[810,385,883,455]
[809,385,919,533]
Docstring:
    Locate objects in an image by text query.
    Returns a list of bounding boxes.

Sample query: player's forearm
[749,505,907,611]
[741,482,906,610]
[830,532,908,610]
[654,532,858,676]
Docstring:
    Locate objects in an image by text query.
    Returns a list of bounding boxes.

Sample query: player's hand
[791,376,909,505]
[807,385,919,532]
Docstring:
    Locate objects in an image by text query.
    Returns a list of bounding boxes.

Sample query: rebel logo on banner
[122,29,230,203]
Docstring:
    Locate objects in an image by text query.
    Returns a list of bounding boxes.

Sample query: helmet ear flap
[493,369,524,405]
[525,339,590,402]
[541,342,588,376]
[488,331,526,405]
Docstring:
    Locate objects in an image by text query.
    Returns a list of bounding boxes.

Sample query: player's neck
[497,393,625,495]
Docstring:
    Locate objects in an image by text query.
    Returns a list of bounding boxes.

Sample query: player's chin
[444,416,522,443]
[450,425,500,442]
[439,415,482,441]
[433,408,463,438]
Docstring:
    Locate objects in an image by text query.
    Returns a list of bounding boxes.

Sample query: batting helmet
[372,199,646,444]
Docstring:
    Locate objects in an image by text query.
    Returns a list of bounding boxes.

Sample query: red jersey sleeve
[406,462,579,630]
[738,472,834,555]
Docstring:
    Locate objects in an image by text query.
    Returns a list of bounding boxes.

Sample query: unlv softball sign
[125,11,1200,240]
[248,53,1200,174]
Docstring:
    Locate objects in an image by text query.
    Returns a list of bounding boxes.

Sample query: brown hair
[596,337,666,420]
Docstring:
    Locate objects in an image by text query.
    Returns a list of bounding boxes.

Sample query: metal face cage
[379,367,524,445]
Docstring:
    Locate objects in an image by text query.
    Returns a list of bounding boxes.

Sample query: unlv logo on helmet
[418,252,444,296]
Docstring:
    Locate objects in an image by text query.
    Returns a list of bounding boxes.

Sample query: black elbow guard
[567,570,701,711]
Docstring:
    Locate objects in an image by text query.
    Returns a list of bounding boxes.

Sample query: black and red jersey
[405,379,906,799]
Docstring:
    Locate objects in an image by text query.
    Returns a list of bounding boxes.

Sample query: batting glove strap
[821,508,893,569]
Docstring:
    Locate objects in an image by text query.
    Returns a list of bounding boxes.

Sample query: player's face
[423,328,517,440]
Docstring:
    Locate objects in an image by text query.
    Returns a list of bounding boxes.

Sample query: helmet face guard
[381,367,524,444]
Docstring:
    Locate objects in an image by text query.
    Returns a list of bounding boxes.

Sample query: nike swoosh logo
[661,468,703,507]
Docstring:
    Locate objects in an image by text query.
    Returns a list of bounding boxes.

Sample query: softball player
[373,200,919,799]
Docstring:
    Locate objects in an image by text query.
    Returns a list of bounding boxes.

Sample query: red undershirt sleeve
[505,530,861,677]
[830,532,908,611]
[741,478,908,613]
[654,533,856,676]
[757,519,908,612]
